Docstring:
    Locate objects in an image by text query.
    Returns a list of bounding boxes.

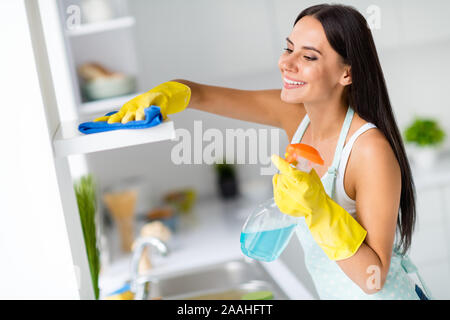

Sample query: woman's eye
[283,48,317,61]
[304,56,318,61]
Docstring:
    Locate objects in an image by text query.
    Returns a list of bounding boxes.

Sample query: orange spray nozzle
[285,143,324,166]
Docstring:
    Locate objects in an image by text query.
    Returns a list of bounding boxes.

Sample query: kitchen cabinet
[49,1,176,159]
[59,0,142,116]
[3,0,175,299]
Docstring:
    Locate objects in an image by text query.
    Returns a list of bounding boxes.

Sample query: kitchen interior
[3,0,450,299]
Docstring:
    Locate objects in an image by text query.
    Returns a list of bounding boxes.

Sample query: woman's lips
[283,77,307,89]
[283,81,307,89]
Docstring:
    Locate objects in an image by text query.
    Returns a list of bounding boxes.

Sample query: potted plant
[214,161,240,199]
[403,117,446,170]
[74,174,101,299]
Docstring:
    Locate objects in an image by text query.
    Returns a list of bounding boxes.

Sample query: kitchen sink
[143,258,289,300]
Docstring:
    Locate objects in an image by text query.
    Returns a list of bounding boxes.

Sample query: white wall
[0,0,83,299]
[129,0,281,88]
[380,40,450,141]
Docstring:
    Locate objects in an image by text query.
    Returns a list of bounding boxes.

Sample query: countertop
[99,194,313,300]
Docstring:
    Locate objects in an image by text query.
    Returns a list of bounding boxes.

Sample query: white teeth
[284,78,305,85]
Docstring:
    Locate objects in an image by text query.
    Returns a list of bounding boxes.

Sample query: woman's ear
[339,67,352,86]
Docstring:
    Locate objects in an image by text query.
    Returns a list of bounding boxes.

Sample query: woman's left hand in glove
[271,154,367,261]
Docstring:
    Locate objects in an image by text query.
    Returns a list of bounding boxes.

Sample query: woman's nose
[279,54,298,73]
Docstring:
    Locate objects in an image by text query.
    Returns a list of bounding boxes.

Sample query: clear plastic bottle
[240,143,324,262]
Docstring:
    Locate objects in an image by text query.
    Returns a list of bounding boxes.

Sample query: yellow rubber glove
[94,81,191,123]
[271,154,367,261]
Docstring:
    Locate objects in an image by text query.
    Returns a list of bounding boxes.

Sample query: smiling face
[278,16,352,104]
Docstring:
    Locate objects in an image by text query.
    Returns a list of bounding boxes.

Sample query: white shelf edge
[53,118,176,158]
[66,16,135,37]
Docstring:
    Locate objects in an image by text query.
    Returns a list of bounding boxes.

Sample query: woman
[97,4,431,299]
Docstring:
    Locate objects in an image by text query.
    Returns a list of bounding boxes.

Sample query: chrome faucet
[130,236,169,300]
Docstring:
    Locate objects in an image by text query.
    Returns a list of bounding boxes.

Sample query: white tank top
[334,122,377,216]
[291,114,377,217]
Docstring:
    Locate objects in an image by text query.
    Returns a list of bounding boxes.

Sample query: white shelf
[78,92,142,117]
[53,113,176,158]
[66,16,135,37]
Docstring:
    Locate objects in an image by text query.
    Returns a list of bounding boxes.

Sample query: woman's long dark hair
[294,4,415,255]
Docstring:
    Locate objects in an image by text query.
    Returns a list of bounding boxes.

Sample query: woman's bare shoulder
[349,125,401,190]
[343,119,401,202]
[352,126,394,161]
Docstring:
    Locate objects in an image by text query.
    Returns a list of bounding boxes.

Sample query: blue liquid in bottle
[240,224,297,262]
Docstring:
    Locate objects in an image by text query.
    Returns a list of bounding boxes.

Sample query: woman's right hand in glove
[94,81,191,124]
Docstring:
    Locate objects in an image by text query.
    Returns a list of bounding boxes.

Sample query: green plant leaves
[214,162,235,178]
[404,118,445,147]
[74,174,100,300]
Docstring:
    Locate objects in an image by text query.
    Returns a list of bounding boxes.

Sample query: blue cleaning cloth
[78,105,163,134]
[109,282,131,296]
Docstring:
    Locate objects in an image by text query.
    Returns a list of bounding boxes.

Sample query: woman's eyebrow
[286,37,322,55]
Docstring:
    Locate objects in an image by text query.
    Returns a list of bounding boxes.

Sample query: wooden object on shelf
[78,62,123,81]
[102,190,137,252]
[146,206,175,220]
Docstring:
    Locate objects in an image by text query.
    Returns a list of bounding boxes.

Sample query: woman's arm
[336,128,402,294]
[172,79,305,129]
